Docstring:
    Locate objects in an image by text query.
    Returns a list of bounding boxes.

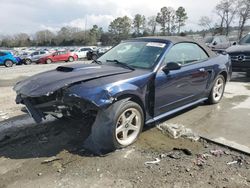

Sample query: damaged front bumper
[15,90,99,123]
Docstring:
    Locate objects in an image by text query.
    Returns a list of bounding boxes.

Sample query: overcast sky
[0,0,222,35]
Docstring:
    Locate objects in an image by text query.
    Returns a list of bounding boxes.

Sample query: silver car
[205,35,231,52]
[25,51,49,64]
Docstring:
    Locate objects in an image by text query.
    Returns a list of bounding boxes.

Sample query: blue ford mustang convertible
[14,37,231,153]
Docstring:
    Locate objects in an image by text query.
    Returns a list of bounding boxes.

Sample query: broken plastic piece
[145,158,161,165]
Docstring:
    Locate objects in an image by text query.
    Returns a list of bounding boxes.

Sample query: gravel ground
[0,62,249,188]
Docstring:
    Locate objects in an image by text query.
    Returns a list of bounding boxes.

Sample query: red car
[38,51,78,64]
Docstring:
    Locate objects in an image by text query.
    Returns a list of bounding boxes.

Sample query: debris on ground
[157,123,200,141]
[173,148,192,156]
[194,153,211,166]
[227,156,249,166]
[227,160,238,165]
[210,149,224,157]
[0,111,9,120]
[144,158,161,165]
[159,148,192,160]
[41,156,61,164]
[52,161,64,172]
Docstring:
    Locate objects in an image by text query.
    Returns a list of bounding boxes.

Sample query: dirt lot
[0,63,250,188]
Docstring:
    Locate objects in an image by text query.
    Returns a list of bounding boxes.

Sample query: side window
[40,51,46,54]
[0,52,6,56]
[163,43,209,65]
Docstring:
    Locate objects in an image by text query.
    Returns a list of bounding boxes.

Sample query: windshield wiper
[106,59,134,70]
[91,59,102,65]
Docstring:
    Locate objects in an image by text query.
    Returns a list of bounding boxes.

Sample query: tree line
[0,6,188,47]
[199,0,250,39]
[1,0,250,48]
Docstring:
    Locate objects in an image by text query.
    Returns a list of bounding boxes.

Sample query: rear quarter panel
[204,54,231,94]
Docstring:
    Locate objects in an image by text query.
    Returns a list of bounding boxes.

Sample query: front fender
[64,82,145,109]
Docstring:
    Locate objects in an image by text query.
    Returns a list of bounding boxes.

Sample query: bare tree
[147,16,157,35]
[198,16,213,30]
[237,0,250,39]
[14,33,30,47]
[35,30,55,45]
[215,0,237,36]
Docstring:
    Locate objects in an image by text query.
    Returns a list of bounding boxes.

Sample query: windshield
[239,34,250,45]
[204,36,214,43]
[98,41,167,69]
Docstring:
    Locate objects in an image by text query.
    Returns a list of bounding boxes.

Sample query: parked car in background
[0,51,18,67]
[205,35,231,52]
[226,33,250,77]
[74,46,96,59]
[14,36,231,153]
[24,50,49,64]
[38,51,77,64]
[86,46,112,60]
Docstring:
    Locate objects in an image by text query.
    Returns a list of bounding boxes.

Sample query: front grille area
[228,52,250,71]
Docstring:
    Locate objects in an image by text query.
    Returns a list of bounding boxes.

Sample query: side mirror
[212,41,217,46]
[162,62,181,74]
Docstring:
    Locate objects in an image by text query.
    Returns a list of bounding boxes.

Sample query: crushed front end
[15,89,98,123]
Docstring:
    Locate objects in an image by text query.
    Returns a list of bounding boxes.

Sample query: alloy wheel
[115,108,142,146]
[213,77,224,102]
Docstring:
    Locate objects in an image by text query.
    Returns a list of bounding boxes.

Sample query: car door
[0,52,5,64]
[154,42,211,116]
[31,51,39,61]
[52,52,60,61]
[61,51,69,61]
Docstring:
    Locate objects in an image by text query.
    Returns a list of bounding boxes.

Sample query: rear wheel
[46,58,52,64]
[68,56,74,62]
[207,75,225,104]
[84,99,144,154]
[4,60,13,67]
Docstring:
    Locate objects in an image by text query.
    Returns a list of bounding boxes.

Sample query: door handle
[199,68,206,72]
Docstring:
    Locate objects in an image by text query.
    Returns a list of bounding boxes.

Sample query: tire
[246,71,250,77]
[92,54,97,61]
[68,56,74,62]
[25,59,32,65]
[84,99,144,154]
[207,75,225,104]
[46,58,52,64]
[4,60,13,67]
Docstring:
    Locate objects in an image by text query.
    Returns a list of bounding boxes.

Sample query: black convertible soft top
[135,36,217,58]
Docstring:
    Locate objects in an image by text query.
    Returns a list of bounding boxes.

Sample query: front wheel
[4,60,14,67]
[25,59,32,65]
[84,99,144,154]
[92,54,97,61]
[246,71,250,77]
[207,75,225,104]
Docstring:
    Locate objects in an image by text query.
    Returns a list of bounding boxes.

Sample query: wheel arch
[218,70,228,82]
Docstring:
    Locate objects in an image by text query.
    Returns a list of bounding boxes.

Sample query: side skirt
[146,98,208,124]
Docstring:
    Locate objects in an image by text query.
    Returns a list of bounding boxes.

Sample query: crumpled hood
[14,64,133,97]
[226,45,250,53]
